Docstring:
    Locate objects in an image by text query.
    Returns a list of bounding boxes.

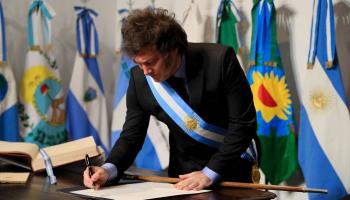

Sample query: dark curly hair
[121,7,188,58]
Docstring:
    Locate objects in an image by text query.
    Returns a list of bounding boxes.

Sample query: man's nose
[141,65,152,75]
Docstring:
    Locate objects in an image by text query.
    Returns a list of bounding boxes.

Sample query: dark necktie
[167,76,189,102]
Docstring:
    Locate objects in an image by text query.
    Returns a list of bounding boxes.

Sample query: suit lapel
[186,48,203,110]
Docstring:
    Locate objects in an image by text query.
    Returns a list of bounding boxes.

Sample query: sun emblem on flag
[308,89,333,112]
[250,70,292,123]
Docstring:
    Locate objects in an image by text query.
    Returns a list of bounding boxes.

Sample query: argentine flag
[66,7,109,153]
[19,0,66,147]
[298,0,350,199]
[0,1,19,142]
[111,8,169,171]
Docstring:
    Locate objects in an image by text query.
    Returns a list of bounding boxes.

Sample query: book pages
[0,141,38,159]
[32,136,100,171]
[0,172,30,184]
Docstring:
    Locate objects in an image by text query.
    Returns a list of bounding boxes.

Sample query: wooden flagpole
[124,174,327,194]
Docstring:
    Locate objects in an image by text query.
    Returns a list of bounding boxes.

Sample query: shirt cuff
[101,163,118,181]
[202,167,221,183]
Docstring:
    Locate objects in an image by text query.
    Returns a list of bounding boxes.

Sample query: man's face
[133,45,181,82]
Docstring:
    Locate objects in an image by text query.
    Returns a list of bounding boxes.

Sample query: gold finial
[30,45,41,52]
[249,60,256,67]
[264,61,277,67]
[251,163,261,184]
[237,47,244,56]
[326,61,333,69]
[79,53,97,58]
[307,63,314,70]
[0,61,8,67]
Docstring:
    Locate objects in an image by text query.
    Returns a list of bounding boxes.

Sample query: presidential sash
[146,76,258,163]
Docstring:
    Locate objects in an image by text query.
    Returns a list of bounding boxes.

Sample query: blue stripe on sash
[147,77,222,148]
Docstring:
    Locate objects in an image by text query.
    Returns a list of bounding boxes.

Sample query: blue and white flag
[0,1,19,142]
[181,0,205,42]
[298,0,350,199]
[111,8,169,170]
[19,0,66,147]
[66,7,109,153]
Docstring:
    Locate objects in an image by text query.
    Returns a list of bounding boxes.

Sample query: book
[0,172,30,184]
[0,136,102,172]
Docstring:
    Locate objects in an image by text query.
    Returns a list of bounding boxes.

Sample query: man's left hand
[174,171,213,191]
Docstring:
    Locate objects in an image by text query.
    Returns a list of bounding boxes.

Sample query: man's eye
[145,62,155,67]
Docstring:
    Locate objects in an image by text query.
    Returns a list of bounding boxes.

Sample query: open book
[0,136,102,172]
[0,172,30,183]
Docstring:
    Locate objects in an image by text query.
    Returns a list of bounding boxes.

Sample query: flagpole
[123,174,328,194]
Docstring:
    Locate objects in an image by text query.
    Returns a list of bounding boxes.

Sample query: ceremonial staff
[124,174,328,194]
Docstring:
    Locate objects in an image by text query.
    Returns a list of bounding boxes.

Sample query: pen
[85,154,95,188]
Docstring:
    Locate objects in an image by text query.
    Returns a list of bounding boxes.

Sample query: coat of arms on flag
[19,0,66,147]
[247,0,297,185]
[66,6,109,153]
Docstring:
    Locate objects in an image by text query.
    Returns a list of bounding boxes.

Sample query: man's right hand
[83,166,109,189]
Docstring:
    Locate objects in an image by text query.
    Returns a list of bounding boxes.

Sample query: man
[84,8,260,191]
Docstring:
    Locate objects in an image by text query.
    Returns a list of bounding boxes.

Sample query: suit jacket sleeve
[106,68,150,177]
[206,47,257,177]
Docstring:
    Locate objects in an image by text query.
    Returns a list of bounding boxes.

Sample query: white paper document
[71,182,211,200]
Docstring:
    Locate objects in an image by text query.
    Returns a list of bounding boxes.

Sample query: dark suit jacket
[106,43,260,182]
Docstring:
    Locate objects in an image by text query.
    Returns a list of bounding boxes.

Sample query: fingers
[179,172,192,180]
[83,170,94,188]
[174,171,213,191]
[177,180,199,191]
[83,166,108,189]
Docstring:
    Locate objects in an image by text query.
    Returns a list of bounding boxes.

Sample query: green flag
[246,0,297,184]
[216,0,242,54]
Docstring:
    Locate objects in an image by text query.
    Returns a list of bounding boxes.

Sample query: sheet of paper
[71,182,210,200]
[0,172,30,184]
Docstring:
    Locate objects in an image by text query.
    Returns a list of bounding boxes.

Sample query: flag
[247,0,297,184]
[298,0,350,199]
[0,1,19,142]
[216,0,243,54]
[181,1,205,42]
[66,7,109,153]
[216,0,244,70]
[19,0,66,147]
[111,8,169,171]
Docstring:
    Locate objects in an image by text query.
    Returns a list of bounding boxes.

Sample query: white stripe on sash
[147,75,258,163]
[147,76,225,147]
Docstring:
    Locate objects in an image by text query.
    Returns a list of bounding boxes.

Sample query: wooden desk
[0,164,276,200]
